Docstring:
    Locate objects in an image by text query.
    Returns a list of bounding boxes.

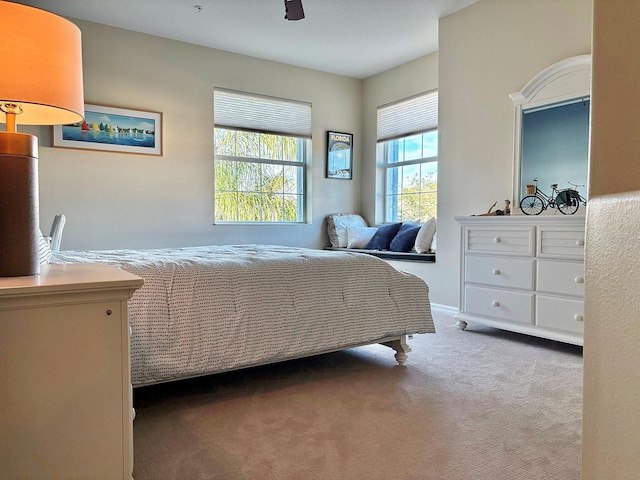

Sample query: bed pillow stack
[365,217,436,253]
[327,213,436,253]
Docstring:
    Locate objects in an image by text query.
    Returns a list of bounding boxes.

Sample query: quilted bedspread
[51,245,434,386]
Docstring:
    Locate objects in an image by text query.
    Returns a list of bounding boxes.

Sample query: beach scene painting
[53,104,162,155]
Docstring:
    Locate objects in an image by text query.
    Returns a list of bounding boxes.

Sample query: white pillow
[414,217,436,253]
[346,226,378,249]
[327,214,367,247]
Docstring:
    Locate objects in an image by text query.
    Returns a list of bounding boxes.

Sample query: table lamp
[0,2,84,277]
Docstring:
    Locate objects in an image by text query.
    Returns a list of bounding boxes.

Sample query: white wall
[34,20,362,251]
[583,194,640,479]
[435,0,592,307]
[361,54,441,303]
[360,0,591,308]
[361,53,439,225]
[582,1,640,477]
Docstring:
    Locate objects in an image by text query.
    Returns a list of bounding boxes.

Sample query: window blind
[377,90,438,142]
[214,88,312,138]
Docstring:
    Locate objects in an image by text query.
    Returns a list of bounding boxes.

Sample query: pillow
[414,217,436,253]
[389,223,421,252]
[326,214,367,247]
[346,226,378,249]
[365,223,402,250]
[38,230,52,264]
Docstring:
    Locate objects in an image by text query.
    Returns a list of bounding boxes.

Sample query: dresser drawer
[466,227,534,256]
[536,295,584,334]
[466,255,534,290]
[537,259,584,297]
[464,285,533,324]
[538,226,585,259]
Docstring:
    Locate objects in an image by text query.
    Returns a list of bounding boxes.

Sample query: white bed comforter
[52,245,434,386]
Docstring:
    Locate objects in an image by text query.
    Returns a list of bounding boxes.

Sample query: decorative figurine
[473,199,511,216]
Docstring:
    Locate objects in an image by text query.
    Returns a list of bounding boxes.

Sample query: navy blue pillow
[365,223,402,250]
[389,223,421,252]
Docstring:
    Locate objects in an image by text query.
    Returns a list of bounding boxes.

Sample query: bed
[50,244,434,386]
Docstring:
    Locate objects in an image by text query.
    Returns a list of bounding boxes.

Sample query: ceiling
[14,0,478,79]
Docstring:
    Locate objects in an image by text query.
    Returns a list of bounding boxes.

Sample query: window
[377,91,438,223]
[214,89,311,223]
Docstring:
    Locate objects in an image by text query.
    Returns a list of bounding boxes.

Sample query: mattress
[51,245,434,386]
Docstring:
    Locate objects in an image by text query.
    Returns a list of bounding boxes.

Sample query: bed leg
[382,335,412,365]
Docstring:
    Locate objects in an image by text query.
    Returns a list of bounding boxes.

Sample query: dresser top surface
[455,214,585,226]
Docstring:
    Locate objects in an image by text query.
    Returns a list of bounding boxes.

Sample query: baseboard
[430,303,458,315]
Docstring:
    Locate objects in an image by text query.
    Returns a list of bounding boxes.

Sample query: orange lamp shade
[0,1,84,126]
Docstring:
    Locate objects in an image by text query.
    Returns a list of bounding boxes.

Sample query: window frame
[213,127,309,224]
[381,129,438,223]
[377,90,439,224]
[213,88,312,225]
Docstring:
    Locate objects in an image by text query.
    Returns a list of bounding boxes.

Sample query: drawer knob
[492,300,500,307]
[493,237,501,244]
[574,277,584,284]
[492,269,500,275]
[106,309,112,316]
[576,239,585,247]
[574,314,584,322]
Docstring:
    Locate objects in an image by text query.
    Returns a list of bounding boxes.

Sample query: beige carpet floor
[132,308,583,480]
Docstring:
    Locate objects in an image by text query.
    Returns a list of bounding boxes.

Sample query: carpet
[132,308,583,480]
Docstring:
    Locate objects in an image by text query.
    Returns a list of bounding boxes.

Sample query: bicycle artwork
[519,178,587,215]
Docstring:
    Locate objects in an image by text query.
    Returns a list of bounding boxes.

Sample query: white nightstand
[0,263,143,480]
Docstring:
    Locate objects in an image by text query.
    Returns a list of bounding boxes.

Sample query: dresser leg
[456,320,468,330]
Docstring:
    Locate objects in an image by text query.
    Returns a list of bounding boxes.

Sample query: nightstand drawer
[466,227,534,256]
[537,259,584,297]
[464,285,533,324]
[536,296,584,334]
[466,255,534,290]
[538,226,585,259]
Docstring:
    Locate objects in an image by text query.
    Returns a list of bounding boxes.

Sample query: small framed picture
[53,103,163,156]
[326,131,353,179]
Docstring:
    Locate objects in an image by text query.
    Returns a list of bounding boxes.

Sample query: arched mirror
[510,55,591,209]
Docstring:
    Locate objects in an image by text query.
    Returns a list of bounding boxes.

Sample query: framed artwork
[53,104,163,155]
[326,131,353,179]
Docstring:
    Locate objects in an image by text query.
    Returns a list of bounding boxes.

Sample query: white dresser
[0,263,143,480]
[455,215,585,345]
